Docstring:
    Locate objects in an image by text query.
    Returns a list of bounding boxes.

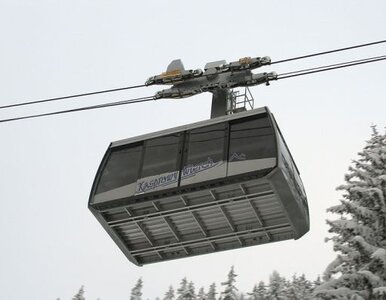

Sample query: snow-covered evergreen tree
[72,286,85,300]
[266,271,286,300]
[314,127,386,299]
[248,282,268,300]
[207,283,217,300]
[282,277,292,299]
[186,281,196,300]
[177,278,188,300]
[286,274,312,300]
[313,275,322,290]
[298,274,313,299]
[238,292,246,300]
[221,266,238,300]
[177,278,196,300]
[164,286,175,300]
[256,281,267,300]
[131,278,143,300]
[285,275,297,300]
[197,287,206,300]
[248,284,259,300]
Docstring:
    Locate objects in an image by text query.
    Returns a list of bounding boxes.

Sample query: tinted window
[229,115,276,162]
[96,144,142,194]
[141,134,180,177]
[184,123,226,166]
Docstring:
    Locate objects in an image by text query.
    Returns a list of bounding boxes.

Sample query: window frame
[181,123,228,168]
[95,142,144,195]
[138,133,184,179]
[227,112,277,163]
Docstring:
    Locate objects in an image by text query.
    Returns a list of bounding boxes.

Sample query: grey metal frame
[88,107,309,266]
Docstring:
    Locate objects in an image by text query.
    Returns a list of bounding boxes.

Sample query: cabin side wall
[90,110,278,206]
[269,114,310,238]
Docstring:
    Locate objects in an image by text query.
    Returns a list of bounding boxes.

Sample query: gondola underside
[89,167,303,266]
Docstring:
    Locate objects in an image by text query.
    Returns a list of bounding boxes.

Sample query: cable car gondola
[88,106,309,266]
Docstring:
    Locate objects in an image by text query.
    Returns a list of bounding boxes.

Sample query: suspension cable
[0,95,155,123]
[271,39,386,65]
[3,55,385,123]
[1,39,385,111]
[0,84,147,110]
[277,55,386,80]
[2,40,386,123]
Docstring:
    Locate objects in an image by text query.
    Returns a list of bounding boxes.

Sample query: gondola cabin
[89,107,309,266]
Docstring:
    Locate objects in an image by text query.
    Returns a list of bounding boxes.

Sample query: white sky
[0,1,386,299]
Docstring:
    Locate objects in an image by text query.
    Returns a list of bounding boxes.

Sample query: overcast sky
[1,1,386,300]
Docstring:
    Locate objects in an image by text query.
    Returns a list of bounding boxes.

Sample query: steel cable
[277,55,386,80]
[0,95,155,123]
[0,84,147,110]
[271,39,386,65]
[2,40,386,123]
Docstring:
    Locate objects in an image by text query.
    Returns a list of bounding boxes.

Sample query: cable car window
[229,115,276,161]
[96,144,142,194]
[141,134,181,178]
[181,123,227,184]
[185,123,226,165]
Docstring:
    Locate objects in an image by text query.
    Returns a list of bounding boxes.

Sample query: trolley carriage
[89,106,309,266]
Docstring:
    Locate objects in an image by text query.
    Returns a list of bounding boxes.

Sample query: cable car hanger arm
[146,56,276,100]
[145,56,272,87]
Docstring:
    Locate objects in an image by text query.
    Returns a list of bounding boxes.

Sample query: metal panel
[181,161,227,186]
[227,158,276,177]
[90,175,304,265]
